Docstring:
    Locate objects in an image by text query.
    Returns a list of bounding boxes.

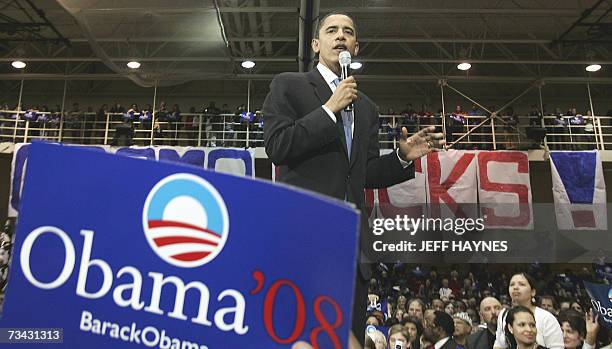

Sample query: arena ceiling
[0,0,611,105]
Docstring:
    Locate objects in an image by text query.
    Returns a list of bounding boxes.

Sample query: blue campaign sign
[583,281,612,329]
[2,142,360,348]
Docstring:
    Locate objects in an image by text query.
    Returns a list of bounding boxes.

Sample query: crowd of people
[379,104,612,150]
[0,100,265,147]
[1,100,611,150]
[363,264,611,349]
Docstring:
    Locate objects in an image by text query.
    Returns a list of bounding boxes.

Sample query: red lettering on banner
[427,152,475,218]
[478,152,530,226]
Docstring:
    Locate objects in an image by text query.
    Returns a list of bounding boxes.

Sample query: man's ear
[354,41,359,56]
[311,38,320,54]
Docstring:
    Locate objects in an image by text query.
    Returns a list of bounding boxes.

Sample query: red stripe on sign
[171,251,211,262]
[148,220,221,238]
[154,236,218,247]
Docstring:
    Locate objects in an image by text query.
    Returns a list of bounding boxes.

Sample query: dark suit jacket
[466,328,495,349]
[441,337,460,349]
[263,68,414,211]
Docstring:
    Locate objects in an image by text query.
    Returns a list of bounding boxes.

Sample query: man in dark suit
[263,12,445,341]
[466,297,502,349]
[424,310,459,349]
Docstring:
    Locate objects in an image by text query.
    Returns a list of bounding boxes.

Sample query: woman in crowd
[397,295,407,313]
[557,310,586,349]
[504,306,547,349]
[494,273,564,349]
[388,324,411,349]
[401,317,422,349]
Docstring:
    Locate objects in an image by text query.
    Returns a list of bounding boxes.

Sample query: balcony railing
[0,110,608,151]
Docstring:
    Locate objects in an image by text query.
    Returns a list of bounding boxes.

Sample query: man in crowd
[408,298,426,321]
[466,297,502,349]
[453,312,472,349]
[539,295,558,316]
[432,298,445,312]
[424,311,458,349]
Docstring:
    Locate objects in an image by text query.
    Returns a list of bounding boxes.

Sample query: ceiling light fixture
[11,60,26,69]
[586,64,601,72]
[241,60,255,69]
[457,62,471,71]
[127,61,141,69]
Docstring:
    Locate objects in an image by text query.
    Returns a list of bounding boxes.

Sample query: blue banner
[8,144,255,217]
[1,142,360,348]
[583,281,612,329]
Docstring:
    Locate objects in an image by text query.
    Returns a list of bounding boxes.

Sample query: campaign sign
[1,142,360,348]
[583,281,612,329]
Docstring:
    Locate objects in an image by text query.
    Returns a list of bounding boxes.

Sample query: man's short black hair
[314,12,358,39]
[433,311,455,337]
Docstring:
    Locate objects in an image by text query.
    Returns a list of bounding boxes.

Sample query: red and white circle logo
[142,173,229,268]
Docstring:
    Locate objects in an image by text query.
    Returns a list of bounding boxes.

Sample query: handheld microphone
[339,51,353,112]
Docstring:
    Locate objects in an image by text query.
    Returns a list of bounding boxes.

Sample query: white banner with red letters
[476,151,533,229]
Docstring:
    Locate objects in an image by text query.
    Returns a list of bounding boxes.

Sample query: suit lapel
[307,69,349,159]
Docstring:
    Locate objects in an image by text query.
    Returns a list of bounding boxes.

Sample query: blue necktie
[333,78,353,159]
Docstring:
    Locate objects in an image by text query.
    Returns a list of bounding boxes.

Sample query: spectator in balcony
[502,107,518,150]
[167,104,181,145]
[568,108,585,150]
[91,104,108,145]
[46,104,61,139]
[23,105,39,139]
[551,108,568,150]
[83,106,95,144]
[140,104,152,127]
[37,105,50,139]
[112,113,134,146]
[97,104,109,125]
[204,101,223,147]
[418,104,433,127]
[401,103,418,135]
[65,102,83,143]
[529,105,543,127]
[221,107,237,147]
[110,102,126,121]
[449,105,466,149]
[126,103,139,122]
[153,101,168,145]
[468,104,483,149]
[186,106,198,146]
[233,104,247,147]
[584,110,596,150]
[251,109,264,147]
[137,104,152,145]
[0,103,10,138]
